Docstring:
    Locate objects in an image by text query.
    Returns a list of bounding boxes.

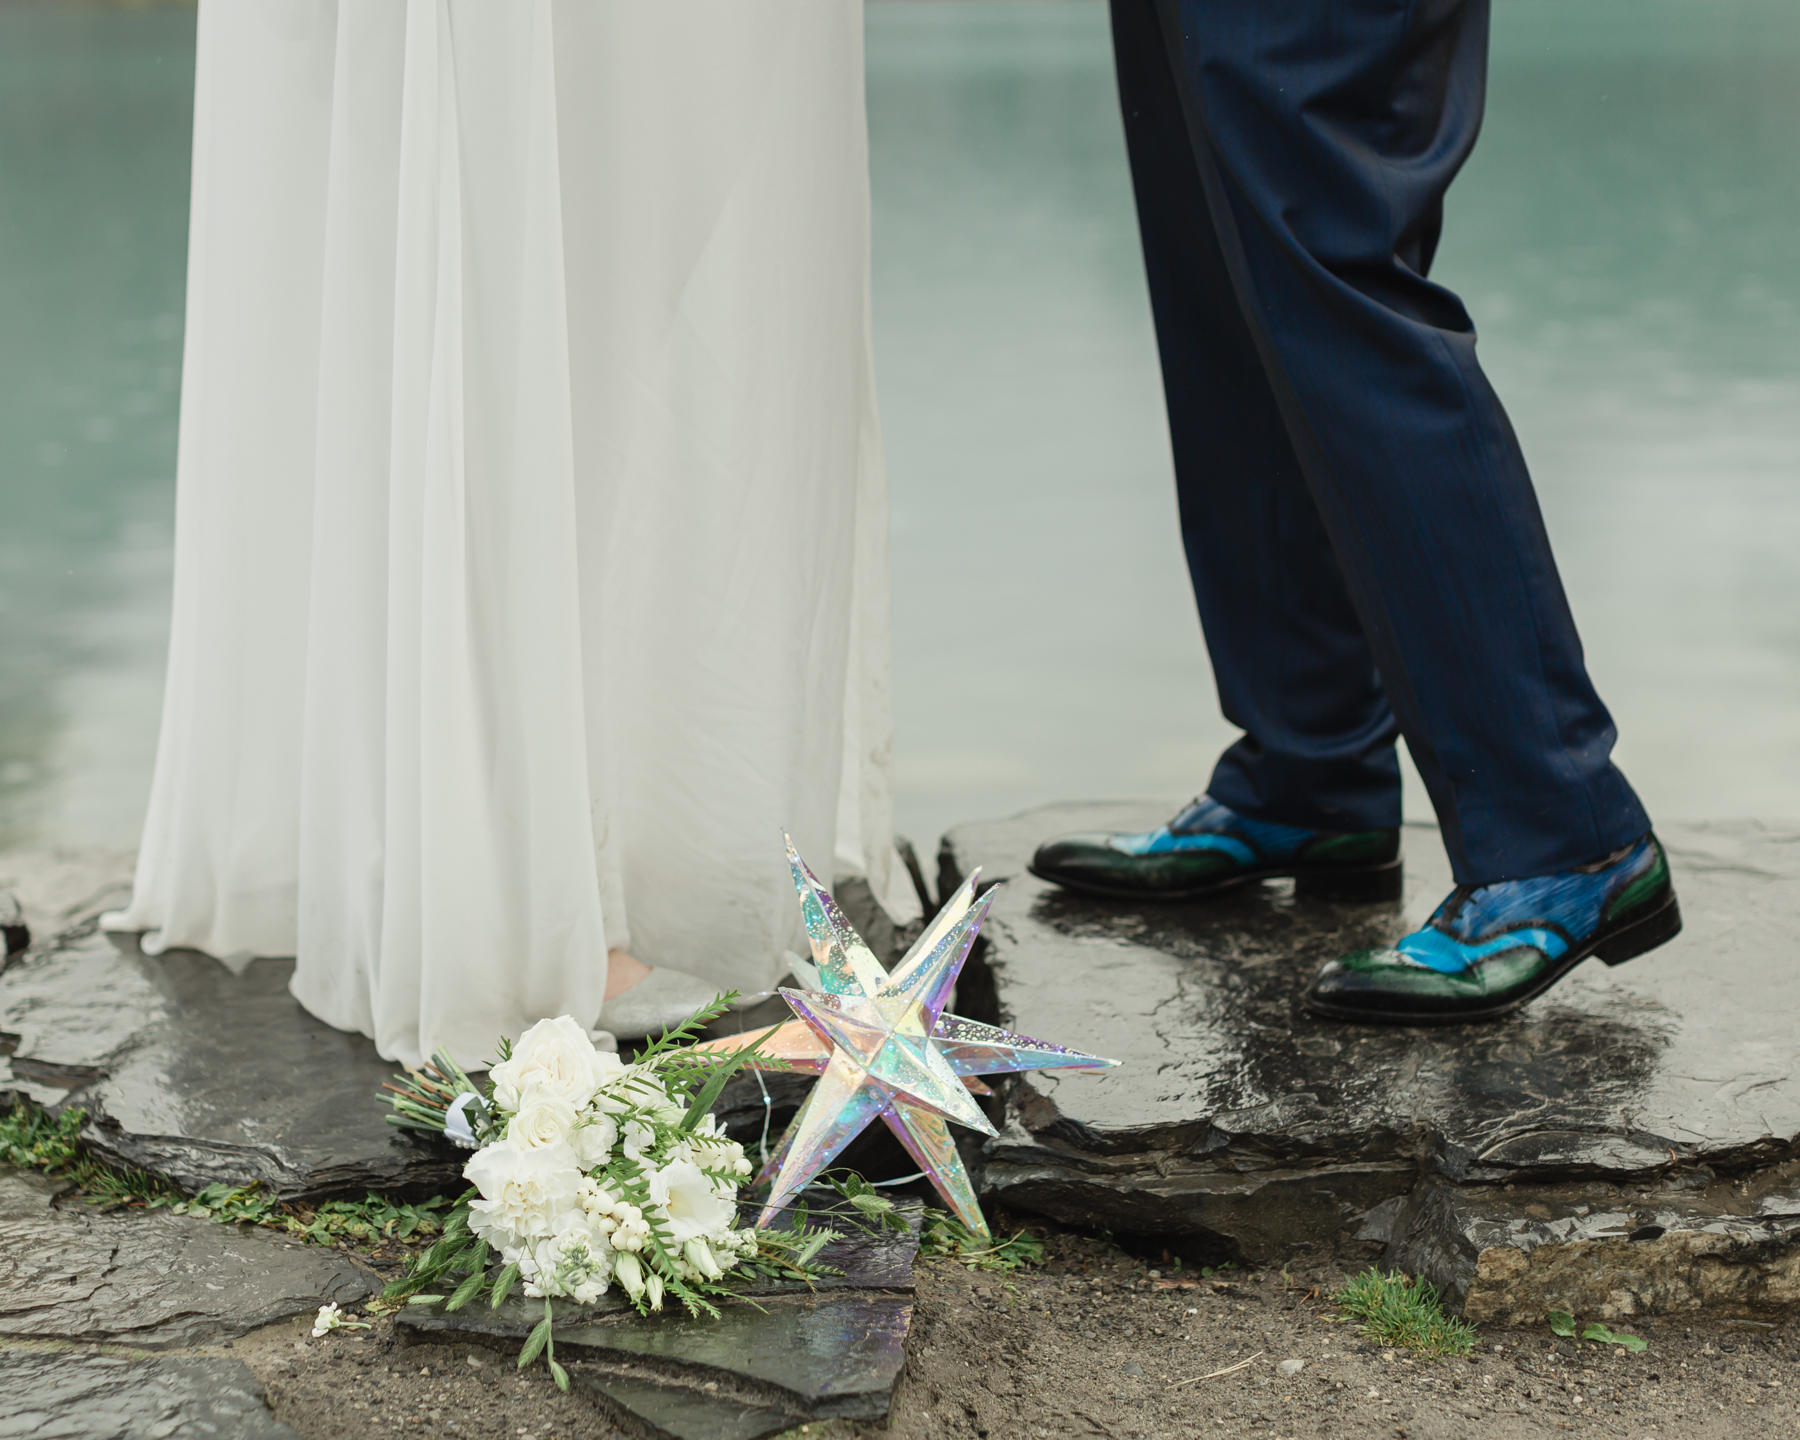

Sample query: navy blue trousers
[1109,0,1650,884]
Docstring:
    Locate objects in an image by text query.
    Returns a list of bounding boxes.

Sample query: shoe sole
[1027,857,1404,905]
[1303,889,1684,1027]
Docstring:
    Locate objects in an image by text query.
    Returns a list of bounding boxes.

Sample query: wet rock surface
[0,865,891,1203]
[571,1294,913,1433]
[0,848,134,977]
[0,1169,372,1348]
[9,814,1799,1346]
[0,1349,302,1440]
[0,933,468,1199]
[945,804,1800,1315]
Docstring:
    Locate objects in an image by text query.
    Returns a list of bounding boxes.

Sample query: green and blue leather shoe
[1029,796,1402,903]
[1305,832,1680,1025]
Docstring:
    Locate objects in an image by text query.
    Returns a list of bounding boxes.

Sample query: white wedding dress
[110,0,918,1068]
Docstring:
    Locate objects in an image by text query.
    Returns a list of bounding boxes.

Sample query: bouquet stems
[382,1048,491,1141]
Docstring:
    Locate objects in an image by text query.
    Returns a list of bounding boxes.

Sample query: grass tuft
[1332,1267,1478,1358]
[921,1214,1044,1272]
[2,1098,179,1207]
[0,1099,83,1170]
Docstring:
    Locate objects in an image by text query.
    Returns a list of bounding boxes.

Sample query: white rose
[571,1112,619,1170]
[464,1140,581,1242]
[489,1016,609,1111]
[648,1158,737,1244]
[507,1086,581,1157]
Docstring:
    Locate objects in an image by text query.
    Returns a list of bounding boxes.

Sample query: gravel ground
[888,1231,1800,1440]
[213,1224,1800,1439]
[227,1320,616,1438]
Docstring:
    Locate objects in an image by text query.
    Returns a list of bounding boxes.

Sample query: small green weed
[1548,1309,1647,1352]
[152,1184,453,1246]
[75,1159,176,1209]
[817,1171,912,1235]
[921,1214,1043,1272]
[294,1194,455,1245]
[1333,1268,1478,1358]
[155,1182,280,1225]
[0,1099,83,1170]
[765,1171,913,1241]
[2,1099,178,1208]
[3,1096,450,1249]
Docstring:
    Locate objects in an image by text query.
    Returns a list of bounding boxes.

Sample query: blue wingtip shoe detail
[1029,795,1402,903]
[1396,924,1572,975]
[1108,829,1259,864]
[1307,833,1681,1024]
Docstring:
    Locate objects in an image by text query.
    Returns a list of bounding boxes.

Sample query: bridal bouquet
[382,997,839,1386]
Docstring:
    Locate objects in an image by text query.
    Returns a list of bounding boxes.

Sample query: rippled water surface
[873,0,1800,848]
[2,1,1796,859]
[0,5,188,850]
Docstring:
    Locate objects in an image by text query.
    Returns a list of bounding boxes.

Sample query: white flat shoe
[596,966,726,1041]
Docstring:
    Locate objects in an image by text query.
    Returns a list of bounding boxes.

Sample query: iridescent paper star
[696,838,1118,1237]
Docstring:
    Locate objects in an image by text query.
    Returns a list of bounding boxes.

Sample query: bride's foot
[597,949,725,1040]
[604,948,652,1001]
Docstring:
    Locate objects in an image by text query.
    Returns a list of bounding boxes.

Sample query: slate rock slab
[0,932,466,1199]
[404,1293,912,1439]
[0,848,134,980]
[574,1295,913,1433]
[398,1204,919,1437]
[1384,1163,1800,1326]
[0,1350,302,1440]
[943,805,1800,1264]
[0,1169,372,1348]
[577,1372,803,1440]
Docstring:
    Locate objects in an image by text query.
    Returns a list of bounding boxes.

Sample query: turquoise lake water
[2,1,1797,860]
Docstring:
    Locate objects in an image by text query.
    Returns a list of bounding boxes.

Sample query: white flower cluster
[461,1017,757,1309]
[310,1302,369,1338]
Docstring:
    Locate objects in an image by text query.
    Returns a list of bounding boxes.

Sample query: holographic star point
[696,836,1119,1237]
